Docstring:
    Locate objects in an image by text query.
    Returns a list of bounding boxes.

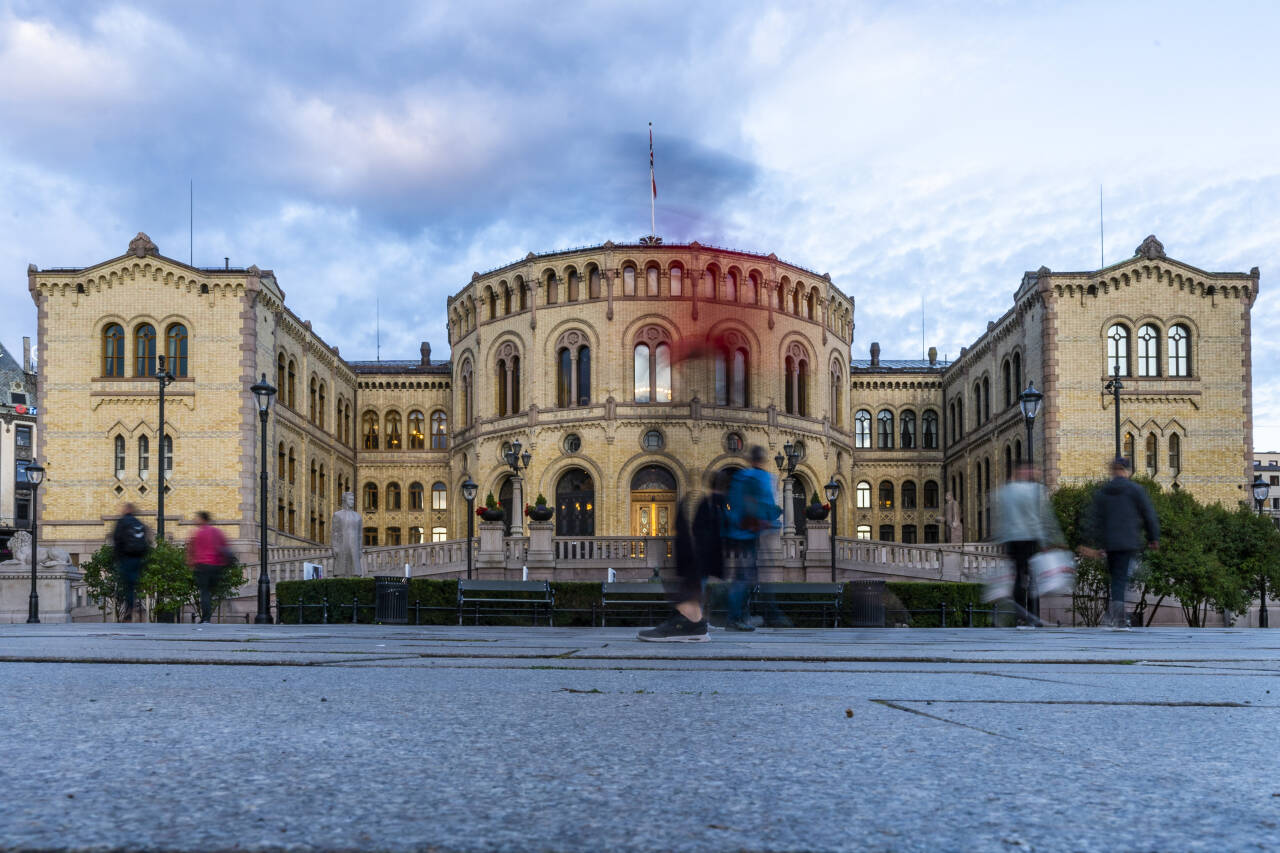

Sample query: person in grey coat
[993,462,1064,625]
[1079,457,1160,627]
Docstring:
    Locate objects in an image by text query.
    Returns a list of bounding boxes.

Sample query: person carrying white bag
[992,462,1068,626]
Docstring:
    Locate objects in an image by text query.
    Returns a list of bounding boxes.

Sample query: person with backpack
[111,503,151,622]
[186,511,233,624]
[723,446,783,631]
[1079,457,1160,628]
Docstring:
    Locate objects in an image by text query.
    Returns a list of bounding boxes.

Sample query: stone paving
[1,624,1278,852]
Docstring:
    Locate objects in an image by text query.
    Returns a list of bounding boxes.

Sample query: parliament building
[26,232,1258,565]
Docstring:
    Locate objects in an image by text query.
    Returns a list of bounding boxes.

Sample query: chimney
[928,346,937,366]
[22,336,32,372]
[420,341,432,366]
[870,342,880,367]
[224,257,230,270]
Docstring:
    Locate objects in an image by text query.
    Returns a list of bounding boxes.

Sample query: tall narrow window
[589,269,601,299]
[877,409,894,449]
[162,434,173,475]
[386,482,402,511]
[545,274,557,305]
[1168,324,1190,376]
[982,377,990,422]
[363,482,379,512]
[362,411,379,449]
[731,349,747,407]
[1137,324,1160,376]
[655,343,671,402]
[432,481,448,510]
[165,324,188,377]
[725,272,737,302]
[577,347,591,405]
[408,410,425,449]
[318,383,326,429]
[1107,324,1130,377]
[634,343,651,403]
[409,482,424,511]
[309,377,317,422]
[1002,359,1011,408]
[277,443,286,478]
[1013,352,1022,398]
[902,480,917,509]
[878,480,894,509]
[114,435,126,478]
[745,273,758,304]
[1123,432,1135,463]
[385,411,402,450]
[430,410,448,448]
[277,353,286,396]
[647,266,659,296]
[856,481,872,509]
[922,410,939,449]
[567,270,579,302]
[287,359,296,408]
[1145,434,1158,476]
[899,410,917,449]
[854,410,872,448]
[1168,433,1182,474]
[623,266,636,296]
[288,447,295,484]
[135,324,157,377]
[103,324,125,377]
[669,267,682,296]
[138,435,150,479]
[923,480,939,508]
[557,347,572,408]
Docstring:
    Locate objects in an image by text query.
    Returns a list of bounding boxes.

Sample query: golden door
[630,491,676,538]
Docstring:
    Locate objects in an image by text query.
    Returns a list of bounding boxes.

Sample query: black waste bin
[374,576,409,625]
[846,579,886,627]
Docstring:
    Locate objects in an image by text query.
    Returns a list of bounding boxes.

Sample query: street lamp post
[1104,365,1123,460]
[775,442,800,535]
[461,477,478,580]
[502,440,533,536]
[1253,476,1271,628]
[825,476,841,583]
[24,462,45,623]
[156,354,175,541]
[1019,381,1043,466]
[250,374,277,624]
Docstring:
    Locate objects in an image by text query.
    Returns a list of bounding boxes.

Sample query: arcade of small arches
[100,319,189,378]
[360,409,449,451]
[274,351,355,447]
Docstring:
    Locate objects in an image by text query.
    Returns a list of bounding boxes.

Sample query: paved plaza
[1,624,1278,852]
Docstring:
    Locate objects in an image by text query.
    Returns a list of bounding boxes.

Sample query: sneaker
[725,619,756,632]
[638,614,709,642]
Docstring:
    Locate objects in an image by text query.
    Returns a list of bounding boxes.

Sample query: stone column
[781,476,795,537]
[569,350,579,406]
[509,476,524,537]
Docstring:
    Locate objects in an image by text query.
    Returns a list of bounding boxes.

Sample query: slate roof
[849,359,949,371]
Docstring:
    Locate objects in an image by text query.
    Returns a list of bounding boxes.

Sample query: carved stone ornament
[1135,235,1166,260]
[557,329,585,349]
[636,326,671,346]
[128,232,159,258]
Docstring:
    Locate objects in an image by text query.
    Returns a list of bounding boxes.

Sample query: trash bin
[374,576,409,625]
[846,579,886,627]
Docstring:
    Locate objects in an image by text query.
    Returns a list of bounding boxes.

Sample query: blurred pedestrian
[111,503,150,622]
[993,462,1064,626]
[723,446,782,631]
[638,470,730,642]
[1079,457,1160,629]
[186,511,232,624]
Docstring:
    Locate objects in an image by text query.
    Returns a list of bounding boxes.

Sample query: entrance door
[630,493,676,537]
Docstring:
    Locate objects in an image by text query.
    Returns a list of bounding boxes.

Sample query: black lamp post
[156,354,175,541]
[461,477,478,580]
[250,374,276,624]
[775,442,800,533]
[502,440,532,534]
[25,462,45,624]
[1253,476,1271,628]
[1019,381,1043,466]
[1104,365,1123,460]
[825,476,841,583]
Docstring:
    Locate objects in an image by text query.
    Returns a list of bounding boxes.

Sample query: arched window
[496,342,521,416]
[137,435,150,479]
[459,360,474,428]
[745,273,759,304]
[385,411,402,450]
[386,482,402,511]
[1145,434,1158,476]
[487,287,497,317]
[1137,324,1160,376]
[408,410,426,449]
[877,409,894,449]
[409,482,424,511]
[362,482,379,512]
[623,265,636,296]
[113,435,126,478]
[422,481,443,511]
[431,527,446,542]
[501,284,511,315]
[899,410,917,449]
[309,377,318,422]
[556,467,595,536]
[161,434,172,476]
[1123,432,1135,463]
[923,480,939,509]
[589,269,601,299]
[277,442,286,477]
[973,382,983,427]
[557,334,592,408]
[1168,324,1191,376]
[135,324,157,377]
[856,481,872,509]
[702,267,717,300]
[288,447,295,484]
[647,266,659,297]
[544,273,557,305]
[103,324,124,377]
[318,465,326,498]
[1005,444,1013,480]
[277,353,286,393]
[669,266,683,297]
[784,344,809,415]
[856,524,872,540]
[878,480,894,509]
[633,329,672,403]
[317,383,326,429]
[557,347,572,408]
[922,410,939,449]
[854,410,872,448]
[1002,359,1012,408]
[725,271,737,302]
[982,377,990,422]
[902,480,917,509]
[165,324,188,377]
[1013,352,1022,398]
[309,460,318,494]
[409,527,425,544]
[1169,433,1182,474]
[1107,324,1130,377]
[567,270,579,302]
[287,359,297,408]
[806,290,816,320]
[792,286,801,315]
[362,411,379,449]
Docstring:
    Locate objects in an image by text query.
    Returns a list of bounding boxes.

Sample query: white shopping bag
[1030,549,1076,595]
[982,558,1016,603]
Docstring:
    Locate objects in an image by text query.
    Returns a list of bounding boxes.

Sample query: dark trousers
[117,556,143,617]
[1107,550,1135,620]
[1007,540,1039,619]
[193,564,222,622]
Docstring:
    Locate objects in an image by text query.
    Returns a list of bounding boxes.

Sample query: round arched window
[642,429,665,451]
[563,433,582,454]
[725,432,744,453]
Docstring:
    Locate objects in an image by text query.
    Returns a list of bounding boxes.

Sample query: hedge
[276,578,989,627]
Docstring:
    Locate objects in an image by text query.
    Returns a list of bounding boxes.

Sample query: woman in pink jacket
[186,511,231,623]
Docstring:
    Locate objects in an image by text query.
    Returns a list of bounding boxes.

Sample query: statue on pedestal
[944,491,963,544]
[330,491,363,577]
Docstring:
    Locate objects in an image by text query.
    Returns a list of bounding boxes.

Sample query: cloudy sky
[4,1,1280,445]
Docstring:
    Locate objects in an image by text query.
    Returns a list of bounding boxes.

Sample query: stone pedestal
[476,521,506,578]
[525,521,555,578]
[0,560,81,623]
[804,520,832,581]
[756,529,784,581]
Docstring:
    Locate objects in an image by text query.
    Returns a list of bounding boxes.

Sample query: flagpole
[649,122,656,239]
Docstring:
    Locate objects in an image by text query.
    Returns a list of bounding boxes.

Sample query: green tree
[1051,482,1108,626]
[79,540,248,622]
[80,544,123,620]
[1210,505,1280,626]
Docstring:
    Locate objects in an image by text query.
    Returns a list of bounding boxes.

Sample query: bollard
[322,595,328,624]
[966,602,974,628]
[297,597,304,625]
[352,595,359,624]
[939,601,947,628]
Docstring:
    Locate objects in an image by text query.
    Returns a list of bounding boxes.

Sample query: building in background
[0,338,38,555]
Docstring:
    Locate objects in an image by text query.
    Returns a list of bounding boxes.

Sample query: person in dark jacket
[1080,458,1160,628]
[111,503,151,623]
[638,470,729,642]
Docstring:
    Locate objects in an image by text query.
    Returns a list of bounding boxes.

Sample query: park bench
[599,581,671,626]
[752,582,844,627]
[456,579,555,626]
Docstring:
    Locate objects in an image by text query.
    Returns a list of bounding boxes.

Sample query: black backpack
[120,517,150,557]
